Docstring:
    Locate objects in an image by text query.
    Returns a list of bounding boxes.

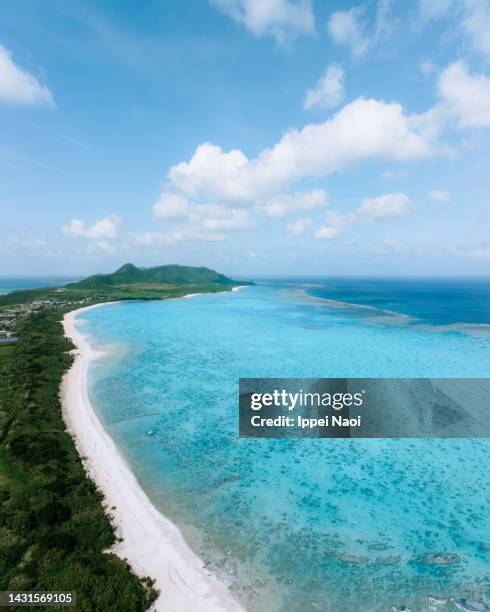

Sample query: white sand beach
[61,303,244,612]
[184,286,247,298]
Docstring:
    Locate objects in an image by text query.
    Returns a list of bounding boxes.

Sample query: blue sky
[1,0,490,277]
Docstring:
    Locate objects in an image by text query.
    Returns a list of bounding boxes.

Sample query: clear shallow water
[80,284,490,612]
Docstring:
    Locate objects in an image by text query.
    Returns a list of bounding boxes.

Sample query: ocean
[0,277,78,294]
[79,279,490,611]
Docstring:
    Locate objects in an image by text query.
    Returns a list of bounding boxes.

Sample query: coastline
[61,301,245,612]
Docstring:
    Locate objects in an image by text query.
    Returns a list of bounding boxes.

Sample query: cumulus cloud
[195,205,252,231]
[312,210,345,240]
[357,192,412,219]
[0,44,53,106]
[209,0,314,45]
[286,217,311,236]
[169,98,439,202]
[62,214,121,240]
[155,56,490,248]
[429,189,450,203]
[304,64,345,110]
[314,225,341,240]
[438,61,490,128]
[153,193,189,220]
[262,189,329,217]
[327,6,369,58]
[153,194,253,234]
[327,0,393,59]
[323,210,346,229]
[151,188,253,241]
[309,193,412,241]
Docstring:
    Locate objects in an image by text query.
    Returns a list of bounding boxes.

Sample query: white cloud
[151,189,253,241]
[438,61,490,128]
[62,214,121,240]
[462,1,490,57]
[153,191,253,230]
[307,192,413,242]
[169,98,439,202]
[153,193,189,220]
[262,188,328,217]
[429,189,450,203]
[323,209,345,229]
[169,144,249,201]
[327,0,393,59]
[132,230,225,246]
[0,44,53,106]
[312,209,345,240]
[286,217,311,236]
[195,205,252,231]
[314,225,341,240]
[310,194,411,241]
[357,192,412,219]
[209,0,314,45]
[328,6,369,58]
[418,0,490,58]
[304,64,345,110]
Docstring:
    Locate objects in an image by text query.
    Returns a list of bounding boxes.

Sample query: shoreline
[61,301,245,612]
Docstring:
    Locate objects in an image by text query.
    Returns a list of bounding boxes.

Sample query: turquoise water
[80,284,490,611]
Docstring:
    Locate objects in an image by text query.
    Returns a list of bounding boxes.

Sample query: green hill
[67,263,241,289]
[0,264,250,310]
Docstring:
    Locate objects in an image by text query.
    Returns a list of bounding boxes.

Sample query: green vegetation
[0,264,250,609]
[0,308,157,610]
[68,262,245,290]
[0,287,56,306]
[0,264,248,342]
[0,282,236,310]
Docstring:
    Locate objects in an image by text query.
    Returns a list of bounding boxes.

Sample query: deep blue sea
[261,277,490,326]
[79,279,490,612]
[0,277,77,294]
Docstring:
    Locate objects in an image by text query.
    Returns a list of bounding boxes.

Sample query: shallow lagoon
[81,284,490,611]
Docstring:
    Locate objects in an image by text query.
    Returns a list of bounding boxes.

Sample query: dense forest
[0,308,157,610]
